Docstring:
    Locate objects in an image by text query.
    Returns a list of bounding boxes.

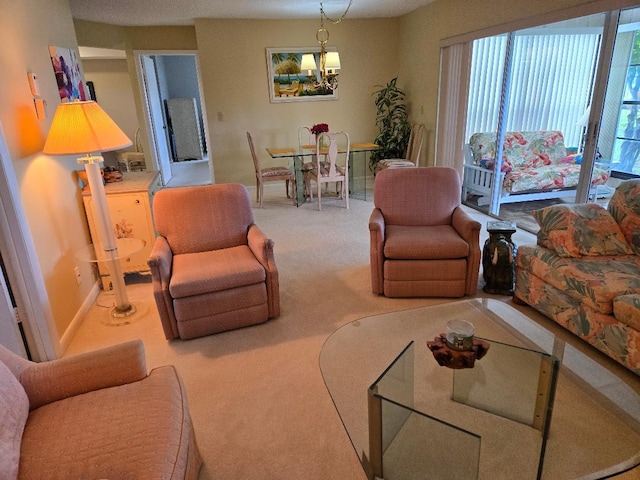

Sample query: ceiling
[69,0,436,27]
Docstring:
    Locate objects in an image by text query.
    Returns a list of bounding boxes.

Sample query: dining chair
[304,131,350,211]
[374,123,426,175]
[247,131,296,207]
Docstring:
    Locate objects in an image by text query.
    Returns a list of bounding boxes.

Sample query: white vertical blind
[437,43,471,172]
[466,33,600,148]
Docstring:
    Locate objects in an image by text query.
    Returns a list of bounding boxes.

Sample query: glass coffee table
[319,299,640,480]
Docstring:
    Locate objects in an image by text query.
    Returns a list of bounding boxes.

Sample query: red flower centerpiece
[311,123,329,135]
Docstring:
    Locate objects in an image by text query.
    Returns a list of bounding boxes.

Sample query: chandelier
[313,0,353,93]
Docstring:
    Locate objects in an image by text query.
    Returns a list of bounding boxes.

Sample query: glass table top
[320,298,640,480]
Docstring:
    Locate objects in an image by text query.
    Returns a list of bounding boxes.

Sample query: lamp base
[101,302,147,327]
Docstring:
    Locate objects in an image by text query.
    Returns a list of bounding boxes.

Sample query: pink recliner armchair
[369,167,481,297]
[148,183,280,340]
[0,340,201,479]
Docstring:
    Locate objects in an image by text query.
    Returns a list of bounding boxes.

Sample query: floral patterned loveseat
[514,179,640,375]
[463,130,609,206]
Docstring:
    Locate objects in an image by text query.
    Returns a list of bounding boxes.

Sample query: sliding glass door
[598,8,640,180]
[463,13,607,218]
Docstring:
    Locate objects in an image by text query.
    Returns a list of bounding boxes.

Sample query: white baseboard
[59,282,100,353]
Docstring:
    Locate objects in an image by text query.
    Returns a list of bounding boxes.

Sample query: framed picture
[48,46,87,102]
[266,47,339,103]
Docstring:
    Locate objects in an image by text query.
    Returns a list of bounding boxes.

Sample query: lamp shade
[301,53,318,71]
[324,51,341,70]
[43,101,132,155]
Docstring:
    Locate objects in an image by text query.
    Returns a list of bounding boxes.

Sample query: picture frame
[266,47,339,103]
[48,46,88,102]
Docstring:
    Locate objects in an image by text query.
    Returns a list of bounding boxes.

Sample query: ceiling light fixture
[315,0,353,93]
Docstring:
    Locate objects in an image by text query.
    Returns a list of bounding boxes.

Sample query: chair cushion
[516,245,640,314]
[306,161,345,178]
[0,361,28,480]
[384,225,470,259]
[170,245,266,299]
[613,294,640,330]
[261,166,292,177]
[19,366,194,480]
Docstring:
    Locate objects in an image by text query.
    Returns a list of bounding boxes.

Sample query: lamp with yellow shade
[43,100,138,324]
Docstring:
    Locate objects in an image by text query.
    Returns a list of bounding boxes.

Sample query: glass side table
[76,237,146,326]
[367,339,558,480]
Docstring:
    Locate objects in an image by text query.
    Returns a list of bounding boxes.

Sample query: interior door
[139,55,172,184]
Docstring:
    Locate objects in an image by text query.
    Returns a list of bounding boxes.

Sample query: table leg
[292,154,306,207]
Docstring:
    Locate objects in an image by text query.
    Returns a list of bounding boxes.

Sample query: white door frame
[135,52,173,184]
[0,122,58,360]
[134,50,213,185]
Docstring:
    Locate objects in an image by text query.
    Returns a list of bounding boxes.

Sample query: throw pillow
[0,360,29,480]
[532,203,634,257]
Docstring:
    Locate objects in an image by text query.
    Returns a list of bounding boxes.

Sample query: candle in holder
[445,319,475,351]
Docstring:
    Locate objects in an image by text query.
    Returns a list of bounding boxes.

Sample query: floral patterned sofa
[463,130,610,206]
[514,179,640,375]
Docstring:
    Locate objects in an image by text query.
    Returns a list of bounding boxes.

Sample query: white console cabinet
[82,171,161,290]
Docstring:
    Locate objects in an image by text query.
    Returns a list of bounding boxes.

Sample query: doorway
[0,122,56,361]
[134,51,213,187]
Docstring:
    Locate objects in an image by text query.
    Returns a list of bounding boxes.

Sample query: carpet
[495,199,560,233]
[63,185,640,480]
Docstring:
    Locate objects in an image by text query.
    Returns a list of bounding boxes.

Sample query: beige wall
[0,0,96,341]
[194,18,399,184]
[83,59,139,148]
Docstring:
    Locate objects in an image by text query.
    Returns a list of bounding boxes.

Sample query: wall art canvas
[266,47,339,103]
[48,46,87,102]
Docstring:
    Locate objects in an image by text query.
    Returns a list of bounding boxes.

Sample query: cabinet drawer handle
[134,199,141,204]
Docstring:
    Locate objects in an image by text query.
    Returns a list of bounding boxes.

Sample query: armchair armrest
[247,224,276,272]
[19,340,147,410]
[369,208,386,294]
[148,236,173,285]
[148,236,180,339]
[248,224,280,317]
[452,207,482,295]
[451,207,481,243]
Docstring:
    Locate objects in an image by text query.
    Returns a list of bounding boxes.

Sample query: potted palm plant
[369,77,411,173]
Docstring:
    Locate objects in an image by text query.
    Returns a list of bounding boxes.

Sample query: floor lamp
[43,100,136,323]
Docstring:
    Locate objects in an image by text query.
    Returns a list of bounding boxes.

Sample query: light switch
[27,72,40,96]
[34,98,47,120]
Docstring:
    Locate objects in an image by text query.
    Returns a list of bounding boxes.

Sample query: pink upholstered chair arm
[369,208,386,294]
[148,236,173,282]
[148,236,180,339]
[248,224,280,317]
[18,340,147,410]
[451,207,482,295]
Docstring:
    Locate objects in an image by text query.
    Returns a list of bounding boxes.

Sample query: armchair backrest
[373,167,462,226]
[153,183,254,254]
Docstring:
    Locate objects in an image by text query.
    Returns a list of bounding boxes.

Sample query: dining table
[266,142,379,206]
